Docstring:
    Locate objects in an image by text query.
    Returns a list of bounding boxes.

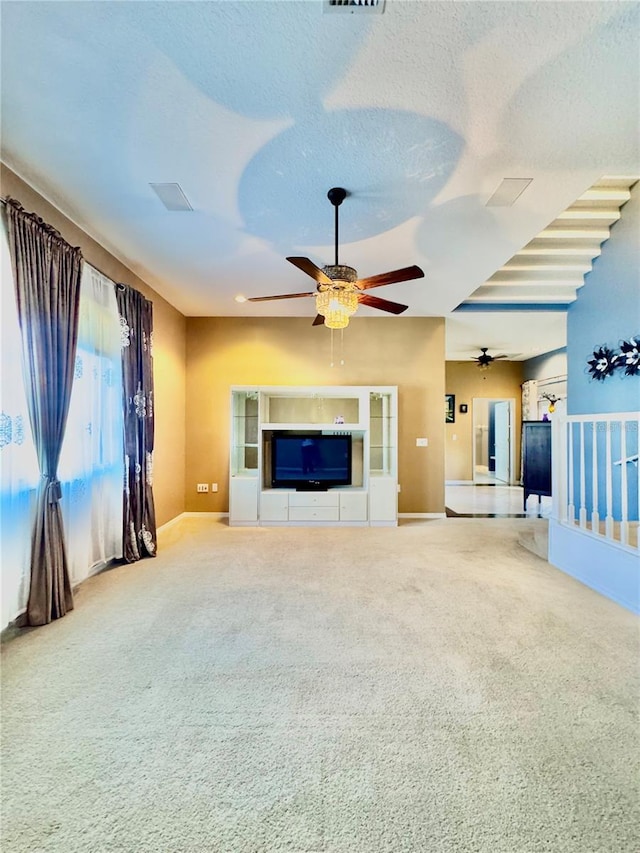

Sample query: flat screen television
[271,433,352,490]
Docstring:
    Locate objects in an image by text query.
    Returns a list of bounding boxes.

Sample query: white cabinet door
[229,478,259,523]
[339,491,368,521]
[260,491,289,521]
[369,478,397,523]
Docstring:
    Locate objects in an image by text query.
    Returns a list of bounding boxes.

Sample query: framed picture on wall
[445,394,455,423]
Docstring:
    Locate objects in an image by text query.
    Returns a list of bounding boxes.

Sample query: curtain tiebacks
[44,477,62,504]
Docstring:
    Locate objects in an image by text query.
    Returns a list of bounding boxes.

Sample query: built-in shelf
[229,385,398,526]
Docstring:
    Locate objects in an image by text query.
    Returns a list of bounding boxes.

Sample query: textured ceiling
[1,1,638,359]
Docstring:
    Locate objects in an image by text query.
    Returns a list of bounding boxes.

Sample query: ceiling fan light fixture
[316,263,360,327]
[324,309,351,330]
[316,285,359,328]
[323,264,358,284]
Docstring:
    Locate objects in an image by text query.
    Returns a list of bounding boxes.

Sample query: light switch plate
[416,438,428,447]
[196,483,209,493]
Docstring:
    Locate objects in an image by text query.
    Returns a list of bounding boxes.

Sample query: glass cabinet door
[231,391,259,475]
[369,391,395,476]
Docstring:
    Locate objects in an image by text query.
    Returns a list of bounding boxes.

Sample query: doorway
[472,398,515,485]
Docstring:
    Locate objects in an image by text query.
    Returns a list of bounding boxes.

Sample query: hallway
[445,483,553,518]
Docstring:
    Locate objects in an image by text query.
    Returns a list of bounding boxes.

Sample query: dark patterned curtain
[116,284,157,562]
[5,198,83,625]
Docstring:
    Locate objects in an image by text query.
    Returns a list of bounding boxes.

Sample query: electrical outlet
[397,484,401,493]
[211,483,218,493]
[196,483,209,493]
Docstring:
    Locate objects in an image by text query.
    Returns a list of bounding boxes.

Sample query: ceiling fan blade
[312,314,325,326]
[493,354,509,359]
[286,256,333,284]
[357,293,408,315]
[247,291,315,302]
[357,265,424,290]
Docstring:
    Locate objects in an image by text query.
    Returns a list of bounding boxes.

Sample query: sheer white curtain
[0,213,40,627]
[59,265,124,584]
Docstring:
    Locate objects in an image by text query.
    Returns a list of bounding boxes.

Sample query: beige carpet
[2,517,639,853]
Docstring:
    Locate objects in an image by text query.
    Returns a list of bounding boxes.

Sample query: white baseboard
[398,513,447,519]
[156,513,187,534]
[157,512,229,534]
[183,511,229,519]
[83,557,119,581]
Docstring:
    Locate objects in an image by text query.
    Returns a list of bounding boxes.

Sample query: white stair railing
[553,412,640,552]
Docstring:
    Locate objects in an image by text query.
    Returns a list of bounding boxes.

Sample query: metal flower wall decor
[586,336,640,381]
[618,336,640,376]
[587,345,619,381]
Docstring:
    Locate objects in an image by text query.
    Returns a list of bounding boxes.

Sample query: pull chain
[329,328,346,368]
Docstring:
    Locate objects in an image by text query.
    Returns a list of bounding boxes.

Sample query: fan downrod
[327,187,348,266]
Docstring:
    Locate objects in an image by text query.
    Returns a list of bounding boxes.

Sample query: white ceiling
[1,1,638,360]
[445,312,567,362]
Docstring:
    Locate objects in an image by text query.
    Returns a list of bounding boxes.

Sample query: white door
[494,402,511,484]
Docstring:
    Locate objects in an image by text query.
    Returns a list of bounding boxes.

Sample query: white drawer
[289,506,340,522]
[288,491,339,508]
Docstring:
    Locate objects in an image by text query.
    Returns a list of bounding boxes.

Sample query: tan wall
[445,361,524,482]
[186,317,446,514]
[1,165,187,526]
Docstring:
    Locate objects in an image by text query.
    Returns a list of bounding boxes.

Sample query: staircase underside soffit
[461,175,638,309]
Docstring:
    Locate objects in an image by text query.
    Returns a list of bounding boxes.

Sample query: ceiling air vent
[486,178,532,207]
[149,182,193,211]
[323,0,385,14]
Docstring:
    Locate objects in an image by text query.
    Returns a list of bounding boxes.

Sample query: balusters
[591,421,600,533]
[567,421,575,524]
[605,421,614,540]
[558,414,638,550]
[620,421,629,546]
[579,421,587,528]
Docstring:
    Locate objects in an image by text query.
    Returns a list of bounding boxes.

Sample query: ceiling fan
[472,347,509,369]
[247,187,425,328]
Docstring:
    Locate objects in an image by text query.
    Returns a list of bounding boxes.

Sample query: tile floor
[445,484,553,518]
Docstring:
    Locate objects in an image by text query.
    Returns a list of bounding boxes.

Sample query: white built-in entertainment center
[229,385,398,526]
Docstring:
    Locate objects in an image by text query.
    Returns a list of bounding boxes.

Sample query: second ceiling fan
[472,347,509,369]
[247,187,425,328]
